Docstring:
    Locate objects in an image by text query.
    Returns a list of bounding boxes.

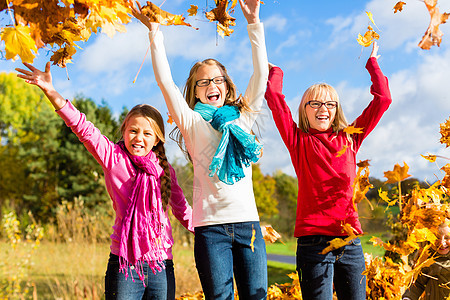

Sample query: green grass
[267,261,296,286]
[266,231,390,258]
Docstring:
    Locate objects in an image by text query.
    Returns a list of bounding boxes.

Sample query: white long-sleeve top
[150,23,268,227]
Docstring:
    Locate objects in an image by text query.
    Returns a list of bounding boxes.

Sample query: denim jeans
[194,221,267,300]
[296,236,366,300]
[104,253,175,300]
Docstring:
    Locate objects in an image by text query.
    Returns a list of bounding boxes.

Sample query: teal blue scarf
[194,102,262,185]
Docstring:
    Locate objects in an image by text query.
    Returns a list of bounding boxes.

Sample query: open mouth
[207,92,220,102]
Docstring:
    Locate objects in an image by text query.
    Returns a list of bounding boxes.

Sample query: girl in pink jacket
[16,62,193,300]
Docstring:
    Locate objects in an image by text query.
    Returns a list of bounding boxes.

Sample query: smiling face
[122,115,159,157]
[305,91,337,131]
[436,224,450,255]
[194,64,228,108]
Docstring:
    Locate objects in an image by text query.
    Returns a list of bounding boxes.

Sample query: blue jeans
[194,221,267,300]
[296,236,366,300]
[104,253,175,300]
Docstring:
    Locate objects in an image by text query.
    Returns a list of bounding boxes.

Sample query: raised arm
[239,0,268,123]
[16,62,66,110]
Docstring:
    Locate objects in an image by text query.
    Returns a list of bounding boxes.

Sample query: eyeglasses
[306,100,338,109]
[195,76,226,87]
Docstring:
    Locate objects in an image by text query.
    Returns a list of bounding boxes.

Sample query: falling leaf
[357,159,371,169]
[421,153,437,162]
[140,1,195,28]
[336,144,349,158]
[379,188,397,207]
[262,225,282,243]
[344,125,364,135]
[357,25,380,47]
[384,162,412,184]
[366,11,380,31]
[187,5,198,16]
[205,0,236,38]
[167,113,174,125]
[0,25,37,62]
[418,0,450,50]
[440,117,450,147]
[394,1,406,13]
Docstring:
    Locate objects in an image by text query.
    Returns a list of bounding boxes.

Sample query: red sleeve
[352,57,392,150]
[264,66,300,155]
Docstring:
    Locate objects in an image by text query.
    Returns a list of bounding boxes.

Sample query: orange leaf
[167,113,174,125]
[336,144,348,157]
[261,225,282,243]
[357,159,371,169]
[141,1,195,28]
[418,0,450,49]
[187,5,198,17]
[394,1,406,13]
[384,162,411,184]
[344,125,364,135]
[440,117,450,147]
[421,153,437,162]
[205,0,236,38]
[357,25,380,47]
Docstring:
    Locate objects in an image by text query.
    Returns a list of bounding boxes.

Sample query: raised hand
[238,0,260,24]
[131,1,159,32]
[16,62,66,109]
[370,41,380,60]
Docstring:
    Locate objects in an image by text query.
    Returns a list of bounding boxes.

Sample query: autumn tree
[271,170,298,237]
[251,164,277,221]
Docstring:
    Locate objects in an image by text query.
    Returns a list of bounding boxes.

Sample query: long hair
[120,104,171,210]
[298,83,348,133]
[170,58,253,161]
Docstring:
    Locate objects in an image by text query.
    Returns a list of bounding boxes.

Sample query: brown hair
[170,58,253,160]
[120,104,171,210]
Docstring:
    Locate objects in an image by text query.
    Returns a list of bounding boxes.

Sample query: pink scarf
[118,142,172,282]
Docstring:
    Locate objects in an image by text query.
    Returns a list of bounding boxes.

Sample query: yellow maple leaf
[357,25,380,47]
[1,25,37,63]
[379,188,396,206]
[187,5,198,17]
[344,125,364,135]
[384,162,412,184]
[394,1,406,13]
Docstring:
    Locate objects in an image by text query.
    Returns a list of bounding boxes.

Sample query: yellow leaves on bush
[393,1,406,13]
[418,0,450,49]
[384,162,411,184]
[205,0,237,38]
[0,25,37,63]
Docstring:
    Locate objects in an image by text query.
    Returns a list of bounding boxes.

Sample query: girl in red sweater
[264,42,391,300]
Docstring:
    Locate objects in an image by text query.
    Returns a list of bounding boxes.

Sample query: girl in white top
[133,0,268,299]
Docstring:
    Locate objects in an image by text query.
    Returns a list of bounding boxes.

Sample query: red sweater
[265,57,392,237]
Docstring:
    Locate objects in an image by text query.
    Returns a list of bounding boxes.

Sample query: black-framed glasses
[195,76,226,87]
[306,100,338,109]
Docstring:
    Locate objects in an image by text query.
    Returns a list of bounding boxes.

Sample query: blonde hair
[170,58,252,160]
[120,104,171,210]
[298,83,348,133]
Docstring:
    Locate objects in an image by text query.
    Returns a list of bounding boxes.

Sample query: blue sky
[2,0,450,182]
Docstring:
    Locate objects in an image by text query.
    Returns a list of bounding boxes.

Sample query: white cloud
[263,14,287,32]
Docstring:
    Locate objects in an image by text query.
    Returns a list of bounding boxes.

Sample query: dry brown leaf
[418,0,450,49]
[394,1,406,13]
